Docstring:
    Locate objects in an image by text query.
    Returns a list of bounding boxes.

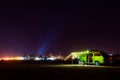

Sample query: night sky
[0,1,120,56]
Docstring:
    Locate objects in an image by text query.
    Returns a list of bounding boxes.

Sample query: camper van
[64,50,104,65]
[79,51,104,65]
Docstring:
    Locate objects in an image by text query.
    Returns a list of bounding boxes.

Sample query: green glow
[71,50,104,64]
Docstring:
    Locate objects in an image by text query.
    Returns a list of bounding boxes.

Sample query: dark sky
[0,1,120,56]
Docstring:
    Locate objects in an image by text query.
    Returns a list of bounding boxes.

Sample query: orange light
[1,56,24,61]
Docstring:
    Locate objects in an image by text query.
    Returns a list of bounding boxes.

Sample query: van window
[94,52,101,56]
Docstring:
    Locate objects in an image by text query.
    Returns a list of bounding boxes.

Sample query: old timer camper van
[64,50,105,65]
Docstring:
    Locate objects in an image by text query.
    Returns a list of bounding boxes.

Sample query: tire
[95,61,100,66]
[81,61,85,65]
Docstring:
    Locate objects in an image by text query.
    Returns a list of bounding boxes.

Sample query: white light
[86,50,89,53]
[47,57,55,61]
[109,54,113,56]
[19,57,25,60]
[34,57,41,60]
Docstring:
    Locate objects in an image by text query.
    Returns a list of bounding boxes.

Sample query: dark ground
[0,61,120,80]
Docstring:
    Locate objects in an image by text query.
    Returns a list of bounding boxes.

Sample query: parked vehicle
[64,50,105,65]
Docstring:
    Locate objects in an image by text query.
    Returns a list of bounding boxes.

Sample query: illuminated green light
[86,50,89,53]
[73,50,104,64]
[64,50,104,65]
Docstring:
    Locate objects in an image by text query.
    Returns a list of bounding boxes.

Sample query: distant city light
[34,57,41,61]
[0,54,64,61]
[46,57,55,61]
[1,56,25,61]
[109,54,113,56]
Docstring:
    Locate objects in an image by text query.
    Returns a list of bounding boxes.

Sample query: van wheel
[95,61,100,66]
[81,61,85,65]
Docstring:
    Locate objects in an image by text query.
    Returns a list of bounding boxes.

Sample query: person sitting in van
[87,55,92,64]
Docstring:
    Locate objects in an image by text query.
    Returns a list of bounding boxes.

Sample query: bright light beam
[38,24,64,55]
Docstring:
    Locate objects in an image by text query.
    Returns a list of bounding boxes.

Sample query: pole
[72,59,73,64]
